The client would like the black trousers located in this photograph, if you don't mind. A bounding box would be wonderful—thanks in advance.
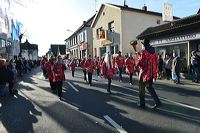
[83,70,87,81]
[88,72,93,85]
[97,68,100,76]
[165,68,171,79]
[118,68,123,81]
[175,71,180,83]
[72,70,75,77]
[50,81,56,92]
[139,78,160,106]
[107,77,112,92]
[56,81,63,97]
[130,73,133,84]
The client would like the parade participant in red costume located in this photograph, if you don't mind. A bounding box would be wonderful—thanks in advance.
[80,57,87,81]
[84,55,95,86]
[95,57,101,77]
[102,53,116,94]
[46,56,56,93]
[40,56,48,78]
[53,56,66,100]
[131,39,161,109]
[125,53,135,85]
[69,59,76,77]
[115,51,125,82]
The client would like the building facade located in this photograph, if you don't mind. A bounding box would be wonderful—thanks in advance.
[138,12,200,74]
[91,3,178,58]
[65,15,95,59]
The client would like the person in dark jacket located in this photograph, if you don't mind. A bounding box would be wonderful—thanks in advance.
[191,51,200,83]
[0,58,17,95]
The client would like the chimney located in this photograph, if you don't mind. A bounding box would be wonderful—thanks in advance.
[142,4,147,11]
[83,21,86,24]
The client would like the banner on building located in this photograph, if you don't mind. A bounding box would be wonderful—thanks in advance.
[162,3,173,22]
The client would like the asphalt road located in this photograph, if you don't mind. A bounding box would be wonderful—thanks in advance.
[0,67,200,133]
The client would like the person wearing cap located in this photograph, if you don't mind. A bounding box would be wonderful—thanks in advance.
[125,53,135,85]
[132,38,161,109]
[116,51,125,82]
[53,56,66,100]
[80,57,87,81]
[102,53,116,94]
[84,55,95,86]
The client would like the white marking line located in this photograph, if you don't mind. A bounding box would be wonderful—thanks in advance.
[157,108,200,123]
[67,82,79,92]
[111,83,200,112]
[104,115,127,133]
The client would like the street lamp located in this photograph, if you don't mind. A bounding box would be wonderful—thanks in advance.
[66,29,74,33]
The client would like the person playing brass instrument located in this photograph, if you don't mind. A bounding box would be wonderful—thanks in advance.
[130,39,161,109]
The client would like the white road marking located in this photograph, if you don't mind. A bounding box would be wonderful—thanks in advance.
[104,115,127,133]
[111,83,200,112]
[157,108,200,123]
[67,82,79,92]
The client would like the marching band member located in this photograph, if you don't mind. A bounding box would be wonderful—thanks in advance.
[125,53,135,85]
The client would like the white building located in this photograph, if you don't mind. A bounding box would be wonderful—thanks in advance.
[65,15,95,59]
[91,3,179,57]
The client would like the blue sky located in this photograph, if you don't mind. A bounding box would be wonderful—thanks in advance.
[10,0,200,55]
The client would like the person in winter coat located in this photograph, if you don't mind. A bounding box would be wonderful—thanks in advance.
[102,53,116,94]
[80,58,87,81]
[53,56,66,100]
[40,56,48,78]
[84,55,95,86]
[125,53,135,85]
[70,59,76,77]
[191,51,200,83]
[132,38,161,109]
[115,51,125,82]
[0,58,17,95]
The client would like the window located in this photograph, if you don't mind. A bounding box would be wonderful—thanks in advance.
[1,39,6,47]
[100,47,106,57]
[96,27,103,39]
[157,19,161,24]
[110,45,119,55]
[108,21,114,32]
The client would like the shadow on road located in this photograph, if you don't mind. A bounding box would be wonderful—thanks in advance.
[0,94,42,133]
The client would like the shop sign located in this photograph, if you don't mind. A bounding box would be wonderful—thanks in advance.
[151,33,200,45]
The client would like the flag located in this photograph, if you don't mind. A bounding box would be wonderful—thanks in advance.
[11,19,18,41]
[57,46,60,56]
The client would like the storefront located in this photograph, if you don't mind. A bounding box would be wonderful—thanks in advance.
[138,13,200,74]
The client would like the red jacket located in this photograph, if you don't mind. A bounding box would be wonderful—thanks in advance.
[80,60,86,70]
[94,59,100,69]
[46,62,56,82]
[136,48,158,82]
[102,61,116,78]
[125,57,135,74]
[40,59,47,70]
[69,62,76,71]
[53,62,66,81]
[116,55,125,68]
[84,59,95,73]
